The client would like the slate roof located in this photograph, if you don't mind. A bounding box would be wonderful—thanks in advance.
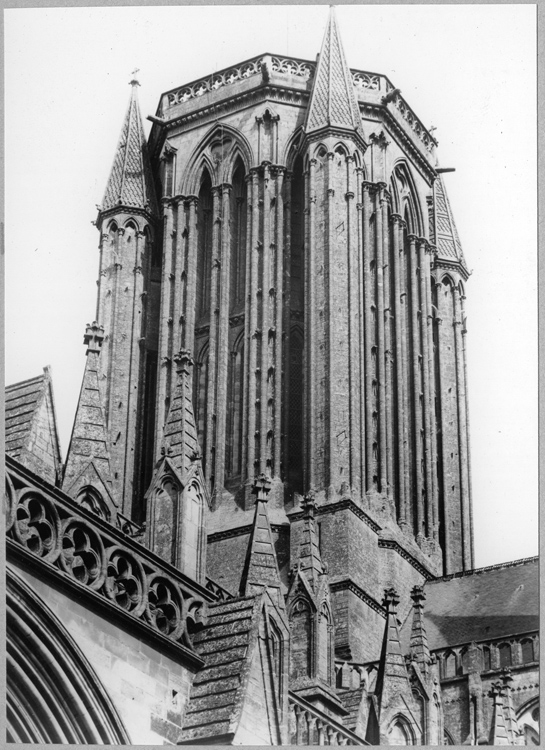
[101,83,158,216]
[306,7,362,135]
[179,596,258,743]
[161,355,200,477]
[400,557,539,652]
[5,374,47,458]
[338,686,365,732]
[434,175,467,267]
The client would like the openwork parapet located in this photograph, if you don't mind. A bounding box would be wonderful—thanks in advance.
[5,458,210,659]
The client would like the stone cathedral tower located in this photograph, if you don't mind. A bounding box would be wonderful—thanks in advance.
[8,9,538,746]
[70,9,471,662]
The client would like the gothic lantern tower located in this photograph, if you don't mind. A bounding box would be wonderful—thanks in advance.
[67,8,473,664]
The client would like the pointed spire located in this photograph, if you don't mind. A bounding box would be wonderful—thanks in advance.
[409,585,430,670]
[297,491,325,587]
[305,7,362,135]
[489,683,511,745]
[160,350,200,478]
[433,174,467,268]
[374,588,410,713]
[62,323,116,513]
[100,78,158,216]
[239,474,283,597]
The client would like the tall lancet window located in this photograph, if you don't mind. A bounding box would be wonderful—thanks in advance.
[193,170,213,467]
[285,155,305,493]
[196,170,213,321]
[224,162,247,484]
[230,162,247,311]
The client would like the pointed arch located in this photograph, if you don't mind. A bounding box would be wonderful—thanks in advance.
[390,160,424,236]
[7,568,130,744]
[283,126,304,169]
[182,123,253,194]
[123,218,140,232]
[387,714,416,746]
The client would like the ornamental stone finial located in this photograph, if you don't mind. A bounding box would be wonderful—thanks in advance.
[129,68,141,87]
[252,473,272,502]
[83,321,105,354]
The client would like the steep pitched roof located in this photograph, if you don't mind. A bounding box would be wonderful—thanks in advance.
[433,175,467,267]
[5,367,62,485]
[305,7,362,135]
[179,596,258,743]
[62,323,115,508]
[400,557,538,652]
[101,81,158,216]
[160,351,200,478]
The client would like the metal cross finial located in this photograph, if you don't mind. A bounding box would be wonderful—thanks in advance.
[130,68,141,86]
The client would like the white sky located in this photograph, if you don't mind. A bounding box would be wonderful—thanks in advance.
[4,4,537,568]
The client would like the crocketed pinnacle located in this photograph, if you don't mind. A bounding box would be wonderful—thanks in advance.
[160,350,200,479]
[62,323,114,498]
[305,6,362,135]
[374,588,410,713]
[239,475,282,597]
[101,81,158,215]
[409,585,430,669]
[297,491,324,588]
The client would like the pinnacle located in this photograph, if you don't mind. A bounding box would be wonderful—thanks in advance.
[101,82,158,216]
[305,6,362,135]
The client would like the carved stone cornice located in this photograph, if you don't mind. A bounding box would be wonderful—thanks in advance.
[329,578,386,618]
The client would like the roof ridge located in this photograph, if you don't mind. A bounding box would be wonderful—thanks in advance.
[428,556,539,583]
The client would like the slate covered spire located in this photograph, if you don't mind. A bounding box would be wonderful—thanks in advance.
[432,174,467,269]
[305,6,362,135]
[409,585,430,670]
[239,475,283,598]
[100,77,158,216]
[374,588,410,712]
[297,491,324,588]
[159,350,200,480]
[62,322,117,519]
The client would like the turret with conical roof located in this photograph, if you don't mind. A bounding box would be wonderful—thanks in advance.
[90,76,159,519]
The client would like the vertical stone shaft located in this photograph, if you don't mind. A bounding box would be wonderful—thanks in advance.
[241,176,253,481]
[346,156,361,491]
[454,285,472,567]
[326,155,335,488]
[261,167,271,473]
[375,187,387,492]
[356,173,367,493]
[435,277,451,567]
[399,221,411,527]
[409,234,424,539]
[307,159,317,489]
[460,291,474,561]
[123,232,145,511]
[425,250,439,538]
[171,199,184,372]
[214,186,232,487]
[391,216,406,523]
[155,200,174,457]
[274,169,285,477]
[382,195,394,500]
[419,240,434,537]
[281,173,292,479]
[205,186,221,486]
[246,171,259,480]
[184,199,198,354]
[362,183,373,491]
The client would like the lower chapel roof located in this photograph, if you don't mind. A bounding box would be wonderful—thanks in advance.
[401,556,539,652]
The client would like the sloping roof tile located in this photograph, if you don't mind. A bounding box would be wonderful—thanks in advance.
[179,597,257,743]
[400,557,538,652]
[5,375,46,458]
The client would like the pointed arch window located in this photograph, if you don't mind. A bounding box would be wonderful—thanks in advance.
[76,486,110,521]
[193,341,209,463]
[521,638,535,663]
[388,717,415,746]
[196,170,213,320]
[499,642,512,668]
[230,161,247,310]
[289,599,312,680]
